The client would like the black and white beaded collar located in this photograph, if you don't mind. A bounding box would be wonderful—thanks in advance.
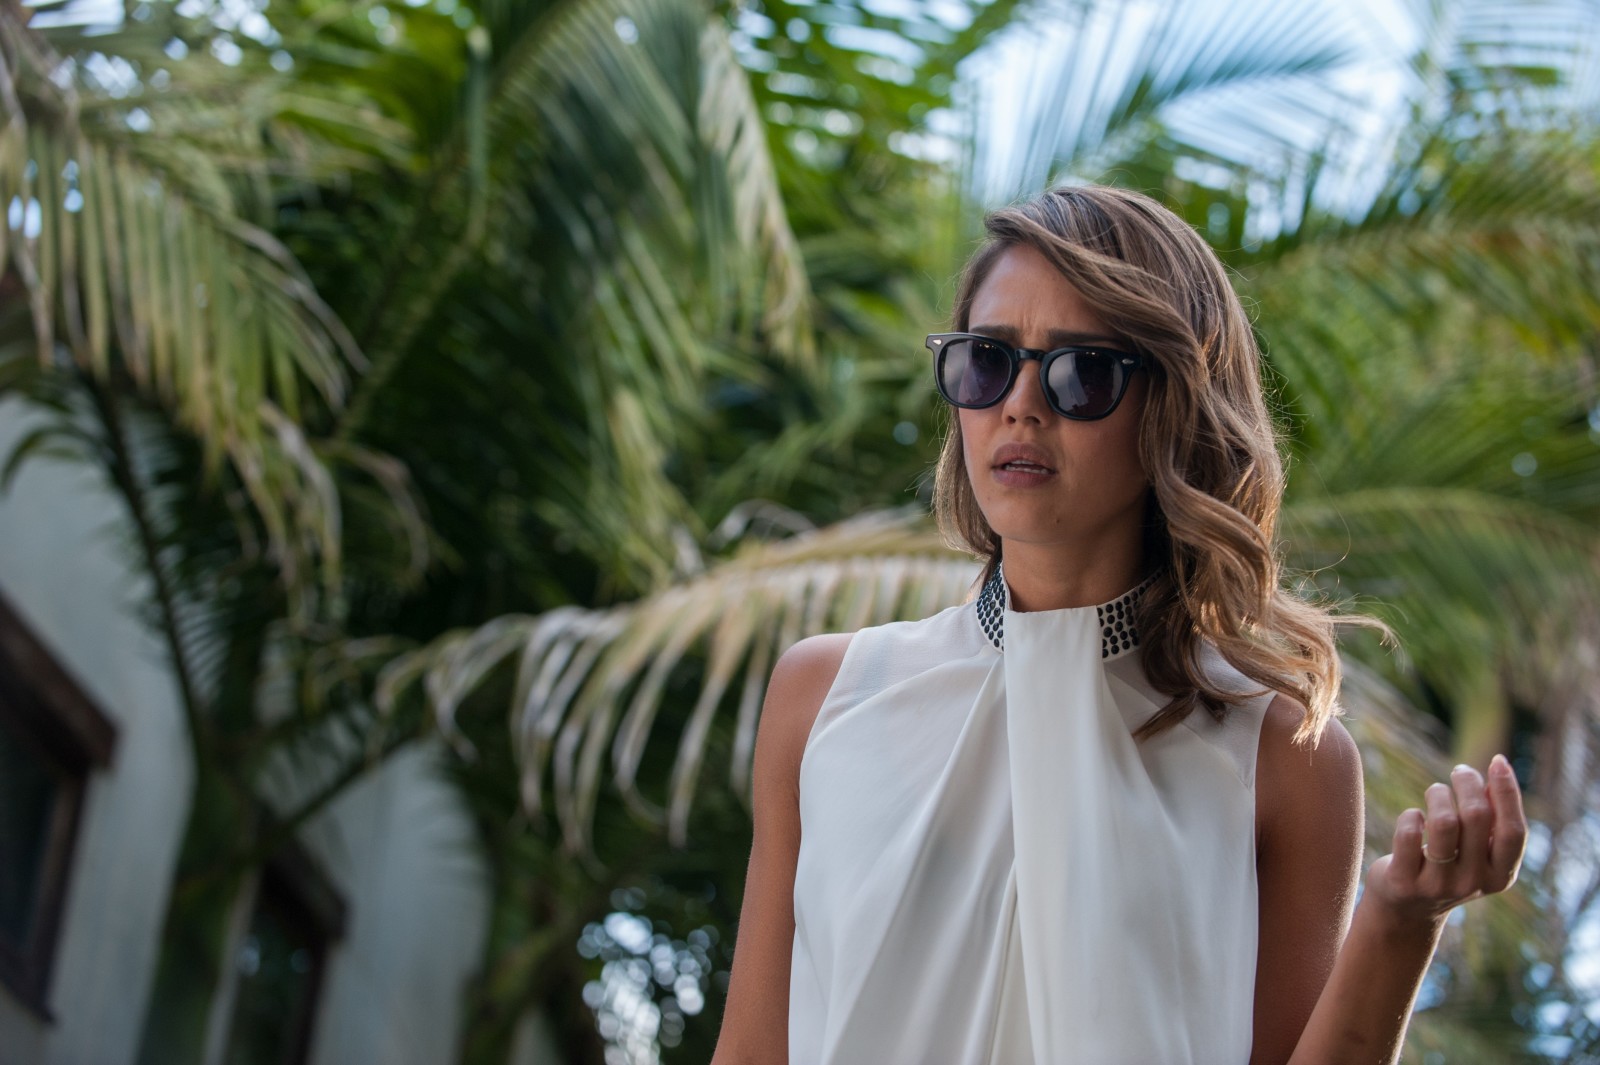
[975,560,1159,659]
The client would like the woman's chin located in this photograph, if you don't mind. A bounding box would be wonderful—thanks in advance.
[981,513,1072,546]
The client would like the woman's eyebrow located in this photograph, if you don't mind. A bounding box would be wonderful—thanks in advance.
[969,323,1127,346]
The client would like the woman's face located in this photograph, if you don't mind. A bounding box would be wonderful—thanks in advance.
[959,243,1150,552]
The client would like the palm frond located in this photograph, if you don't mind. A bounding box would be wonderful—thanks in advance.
[1247,133,1600,400]
[1284,488,1600,727]
[0,9,430,613]
[973,0,1362,202]
[693,14,811,359]
[379,508,972,854]
[1273,345,1600,514]
[322,0,820,589]
[0,10,365,411]
[352,0,813,379]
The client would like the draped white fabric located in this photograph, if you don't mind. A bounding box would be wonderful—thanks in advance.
[788,581,1274,1064]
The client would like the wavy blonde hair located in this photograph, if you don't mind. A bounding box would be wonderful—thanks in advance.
[933,184,1386,749]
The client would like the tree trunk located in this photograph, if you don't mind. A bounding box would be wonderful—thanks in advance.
[134,767,257,1065]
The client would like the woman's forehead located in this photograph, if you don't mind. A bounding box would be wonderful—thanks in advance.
[970,246,1116,341]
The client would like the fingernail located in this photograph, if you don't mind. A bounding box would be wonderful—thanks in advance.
[1491,753,1510,774]
[1453,763,1472,774]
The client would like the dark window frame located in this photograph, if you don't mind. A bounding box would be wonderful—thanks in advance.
[0,591,117,1020]
[224,835,347,1065]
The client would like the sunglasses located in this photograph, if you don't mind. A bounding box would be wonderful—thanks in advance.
[926,332,1145,421]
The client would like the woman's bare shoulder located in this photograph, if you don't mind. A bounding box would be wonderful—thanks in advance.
[1255,693,1363,849]
[774,631,855,682]
[764,632,855,757]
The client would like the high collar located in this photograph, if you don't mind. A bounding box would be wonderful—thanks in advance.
[975,558,1159,659]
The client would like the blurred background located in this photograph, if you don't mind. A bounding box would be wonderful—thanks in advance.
[0,0,1598,1061]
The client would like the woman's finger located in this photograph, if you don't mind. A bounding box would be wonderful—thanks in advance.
[1450,763,1491,874]
[1487,753,1528,887]
[1391,807,1425,882]
[1422,781,1461,864]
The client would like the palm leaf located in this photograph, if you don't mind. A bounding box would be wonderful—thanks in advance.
[379,507,972,853]
[972,0,1363,202]
[1285,489,1600,710]
[0,9,426,615]
[350,0,814,391]
[323,0,818,589]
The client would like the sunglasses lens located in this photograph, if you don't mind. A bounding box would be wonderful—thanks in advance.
[1046,350,1125,418]
[940,338,1012,407]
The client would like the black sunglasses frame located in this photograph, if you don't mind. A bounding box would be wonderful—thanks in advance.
[925,332,1146,421]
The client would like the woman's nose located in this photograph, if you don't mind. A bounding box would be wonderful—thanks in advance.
[1001,356,1051,423]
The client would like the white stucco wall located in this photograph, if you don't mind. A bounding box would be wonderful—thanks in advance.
[297,740,493,1065]
[0,398,195,1065]
[0,398,518,1065]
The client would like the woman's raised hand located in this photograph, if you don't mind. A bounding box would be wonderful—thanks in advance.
[1361,753,1529,931]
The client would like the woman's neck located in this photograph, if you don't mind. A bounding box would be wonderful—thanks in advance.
[997,538,1152,612]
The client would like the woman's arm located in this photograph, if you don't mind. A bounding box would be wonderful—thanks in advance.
[1288,748,1527,1065]
[1252,695,1530,1065]
[1250,697,1366,1064]
[710,633,851,1065]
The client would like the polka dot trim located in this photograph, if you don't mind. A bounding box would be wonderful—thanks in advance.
[975,559,1158,659]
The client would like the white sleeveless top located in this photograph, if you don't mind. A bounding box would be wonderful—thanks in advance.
[788,563,1274,1064]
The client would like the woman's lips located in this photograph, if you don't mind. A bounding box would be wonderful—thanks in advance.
[992,461,1056,487]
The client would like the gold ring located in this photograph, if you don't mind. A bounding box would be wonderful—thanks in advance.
[1423,843,1459,863]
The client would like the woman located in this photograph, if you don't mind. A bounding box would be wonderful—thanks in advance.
[710,185,1528,1065]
